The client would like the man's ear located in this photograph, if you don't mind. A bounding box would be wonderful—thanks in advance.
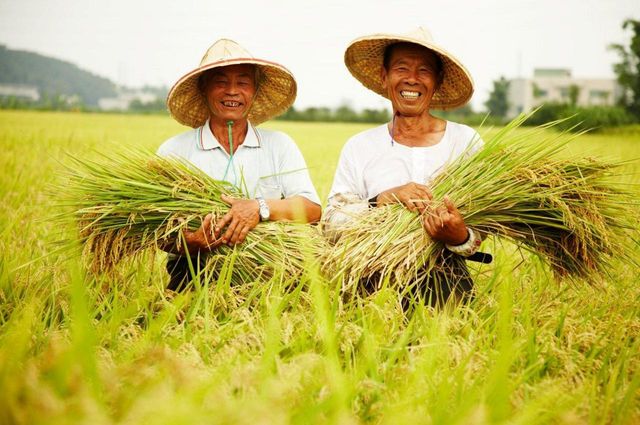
[380,67,388,91]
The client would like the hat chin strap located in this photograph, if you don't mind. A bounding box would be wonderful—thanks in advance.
[222,120,235,182]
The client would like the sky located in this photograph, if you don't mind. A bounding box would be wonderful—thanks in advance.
[0,0,638,111]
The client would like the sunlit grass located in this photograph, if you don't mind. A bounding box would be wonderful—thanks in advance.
[1,110,639,424]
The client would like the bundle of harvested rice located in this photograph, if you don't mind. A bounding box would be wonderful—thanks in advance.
[323,114,637,292]
[59,151,324,284]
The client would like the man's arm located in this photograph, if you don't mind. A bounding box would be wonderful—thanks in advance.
[213,194,320,247]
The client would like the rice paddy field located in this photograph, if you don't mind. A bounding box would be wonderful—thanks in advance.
[1,109,640,424]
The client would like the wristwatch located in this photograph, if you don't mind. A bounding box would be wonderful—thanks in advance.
[256,196,270,221]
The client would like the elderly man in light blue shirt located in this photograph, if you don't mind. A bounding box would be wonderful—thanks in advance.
[158,38,320,290]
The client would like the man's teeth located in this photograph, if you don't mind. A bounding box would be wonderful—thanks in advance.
[400,91,420,99]
[223,101,240,107]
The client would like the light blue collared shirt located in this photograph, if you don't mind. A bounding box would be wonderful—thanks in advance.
[157,119,320,204]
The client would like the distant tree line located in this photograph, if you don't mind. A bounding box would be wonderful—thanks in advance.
[276,104,391,123]
[0,93,88,111]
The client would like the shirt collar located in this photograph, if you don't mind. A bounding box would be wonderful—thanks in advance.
[199,118,261,150]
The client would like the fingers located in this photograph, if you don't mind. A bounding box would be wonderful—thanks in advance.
[403,197,418,212]
[221,219,252,246]
[443,195,457,213]
[220,193,236,206]
[181,214,217,253]
[215,211,233,237]
[416,185,433,201]
[221,216,239,245]
[399,183,432,213]
[201,214,214,244]
[230,224,250,245]
[422,210,438,236]
[423,204,451,237]
[413,198,430,214]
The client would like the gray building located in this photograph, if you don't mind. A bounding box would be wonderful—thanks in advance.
[507,69,622,118]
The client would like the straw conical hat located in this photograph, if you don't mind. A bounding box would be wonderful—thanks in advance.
[167,39,297,127]
[344,27,474,110]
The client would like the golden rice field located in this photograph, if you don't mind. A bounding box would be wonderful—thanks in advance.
[1,110,639,424]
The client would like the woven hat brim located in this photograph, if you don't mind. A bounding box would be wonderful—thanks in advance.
[344,34,474,110]
[167,58,297,127]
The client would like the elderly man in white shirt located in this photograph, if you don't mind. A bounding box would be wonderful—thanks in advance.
[159,39,320,291]
[324,27,486,306]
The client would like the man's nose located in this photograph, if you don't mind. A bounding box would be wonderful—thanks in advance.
[405,69,419,84]
[225,81,240,95]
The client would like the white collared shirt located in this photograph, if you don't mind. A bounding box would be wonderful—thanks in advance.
[157,119,320,204]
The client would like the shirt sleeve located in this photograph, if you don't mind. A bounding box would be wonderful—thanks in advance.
[156,140,171,157]
[322,140,369,240]
[274,133,321,205]
[156,135,184,158]
[327,140,363,200]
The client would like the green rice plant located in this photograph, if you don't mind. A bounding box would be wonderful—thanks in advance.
[323,114,638,293]
[57,150,325,286]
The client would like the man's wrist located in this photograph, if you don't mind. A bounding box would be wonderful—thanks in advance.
[445,227,482,257]
[256,196,270,221]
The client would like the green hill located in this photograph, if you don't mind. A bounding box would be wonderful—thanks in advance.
[0,45,117,106]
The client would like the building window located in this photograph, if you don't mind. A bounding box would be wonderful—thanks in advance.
[559,87,569,99]
[532,83,547,98]
[589,90,609,100]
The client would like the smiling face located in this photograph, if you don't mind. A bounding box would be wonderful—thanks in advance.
[381,43,443,117]
[200,64,257,124]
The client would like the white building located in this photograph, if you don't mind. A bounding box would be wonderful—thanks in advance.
[0,83,40,101]
[507,69,622,118]
[98,90,158,111]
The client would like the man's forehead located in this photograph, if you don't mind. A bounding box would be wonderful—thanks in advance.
[210,64,256,77]
[389,44,439,64]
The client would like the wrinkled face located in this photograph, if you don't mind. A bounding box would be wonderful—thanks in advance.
[201,64,257,122]
[381,44,442,117]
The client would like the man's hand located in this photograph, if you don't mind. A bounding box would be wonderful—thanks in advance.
[181,213,220,254]
[422,196,468,245]
[376,182,432,213]
[214,194,260,246]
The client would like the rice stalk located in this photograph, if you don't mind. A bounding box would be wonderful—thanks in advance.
[57,150,324,286]
[323,114,637,292]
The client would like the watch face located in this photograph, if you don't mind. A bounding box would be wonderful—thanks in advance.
[258,199,270,221]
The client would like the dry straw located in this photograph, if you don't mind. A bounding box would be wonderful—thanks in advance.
[59,151,323,285]
[323,114,637,293]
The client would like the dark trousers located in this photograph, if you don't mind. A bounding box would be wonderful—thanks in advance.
[167,252,476,307]
[409,251,474,308]
[165,255,208,292]
[363,251,474,309]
